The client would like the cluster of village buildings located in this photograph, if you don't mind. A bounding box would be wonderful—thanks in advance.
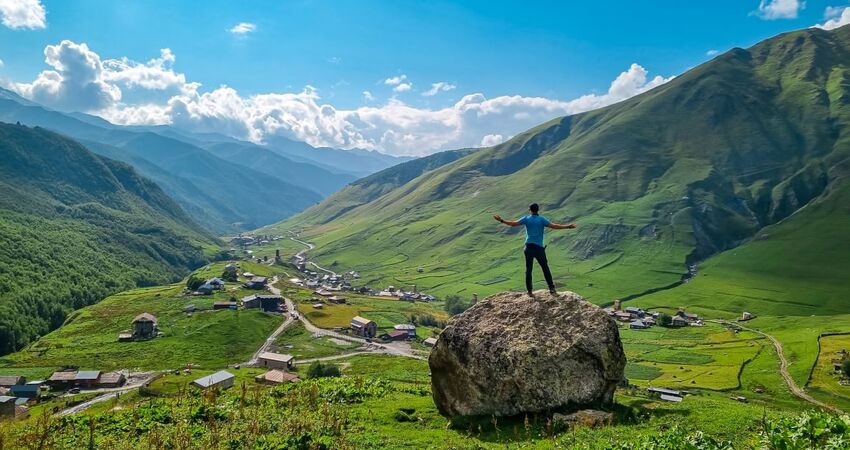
[604,300,703,330]
[190,351,299,392]
[0,370,128,420]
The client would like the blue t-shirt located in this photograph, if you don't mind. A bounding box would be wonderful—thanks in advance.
[519,214,550,247]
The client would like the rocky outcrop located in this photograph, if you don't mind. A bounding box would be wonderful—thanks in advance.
[429,290,626,417]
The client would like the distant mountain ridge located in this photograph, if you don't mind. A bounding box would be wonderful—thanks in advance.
[0,89,411,233]
[273,25,850,305]
[0,123,215,354]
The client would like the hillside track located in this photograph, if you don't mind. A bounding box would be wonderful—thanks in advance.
[712,319,845,415]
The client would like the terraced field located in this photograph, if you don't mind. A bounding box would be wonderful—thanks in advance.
[621,323,764,390]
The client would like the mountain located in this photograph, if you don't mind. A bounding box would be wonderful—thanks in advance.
[0,93,324,233]
[0,123,216,354]
[272,25,850,305]
[274,147,477,224]
[264,135,415,178]
[201,141,358,197]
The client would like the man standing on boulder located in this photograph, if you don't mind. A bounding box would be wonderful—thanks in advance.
[494,204,576,296]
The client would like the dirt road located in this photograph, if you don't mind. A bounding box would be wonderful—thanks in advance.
[713,319,844,414]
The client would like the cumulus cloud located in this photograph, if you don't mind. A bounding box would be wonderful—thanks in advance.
[229,22,256,35]
[10,41,673,156]
[814,6,850,30]
[706,49,720,56]
[362,90,374,101]
[480,134,505,147]
[393,82,412,93]
[11,41,192,112]
[754,0,804,20]
[14,40,120,111]
[423,81,456,96]
[0,0,46,29]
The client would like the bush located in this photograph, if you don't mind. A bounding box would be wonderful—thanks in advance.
[657,313,672,327]
[409,313,445,328]
[185,275,204,291]
[842,360,850,378]
[760,411,850,449]
[306,362,341,379]
[444,295,474,316]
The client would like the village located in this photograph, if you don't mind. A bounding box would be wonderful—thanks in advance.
[0,234,769,421]
[603,300,704,330]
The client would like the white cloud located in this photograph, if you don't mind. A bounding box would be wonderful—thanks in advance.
[479,134,505,147]
[706,49,719,56]
[423,81,456,96]
[13,40,120,111]
[10,41,673,156]
[228,22,256,35]
[814,6,850,30]
[327,56,342,64]
[11,41,193,112]
[0,0,46,29]
[0,59,4,68]
[362,90,374,101]
[754,0,804,20]
[393,82,412,93]
[384,74,407,85]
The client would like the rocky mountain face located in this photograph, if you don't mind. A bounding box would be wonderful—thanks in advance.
[429,290,625,417]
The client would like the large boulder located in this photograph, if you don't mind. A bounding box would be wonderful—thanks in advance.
[429,290,626,417]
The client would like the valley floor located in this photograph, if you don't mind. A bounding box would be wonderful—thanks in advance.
[2,231,849,449]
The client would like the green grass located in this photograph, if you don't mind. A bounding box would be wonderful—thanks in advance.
[273,322,361,359]
[277,280,448,336]
[807,334,850,411]
[0,262,283,373]
[620,323,763,390]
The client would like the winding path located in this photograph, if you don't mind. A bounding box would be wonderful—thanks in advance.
[291,237,337,276]
[712,319,844,414]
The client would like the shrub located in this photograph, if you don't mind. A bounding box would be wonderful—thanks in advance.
[444,295,474,316]
[760,411,850,450]
[306,362,341,379]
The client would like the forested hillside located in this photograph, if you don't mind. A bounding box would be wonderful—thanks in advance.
[0,123,215,354]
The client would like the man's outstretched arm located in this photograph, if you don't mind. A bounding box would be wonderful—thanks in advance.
[548,222,577,230]
[493,214,521,227]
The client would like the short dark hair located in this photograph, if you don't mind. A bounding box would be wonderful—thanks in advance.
[529,203,539,213]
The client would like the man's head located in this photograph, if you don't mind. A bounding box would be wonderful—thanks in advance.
[529,203,539,214]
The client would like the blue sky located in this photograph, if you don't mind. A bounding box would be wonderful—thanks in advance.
[0,0,848,155]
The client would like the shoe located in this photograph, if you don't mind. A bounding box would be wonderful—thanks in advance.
[527,291,534,297]
[549,288,557,295]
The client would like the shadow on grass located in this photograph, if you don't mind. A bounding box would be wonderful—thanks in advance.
[439,399,691,444]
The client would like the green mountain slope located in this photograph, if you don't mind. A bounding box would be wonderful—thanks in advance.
[0,123,214,354]
[203,141,358,196]
[274,25,850,304]
[277,147,477,224]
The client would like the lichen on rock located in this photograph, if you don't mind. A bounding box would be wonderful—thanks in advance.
[429,290,626,417]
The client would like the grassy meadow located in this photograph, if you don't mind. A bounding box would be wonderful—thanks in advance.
[0,262,284,376]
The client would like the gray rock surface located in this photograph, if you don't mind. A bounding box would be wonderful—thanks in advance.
[553,410,614,430]
[429,290,626,417]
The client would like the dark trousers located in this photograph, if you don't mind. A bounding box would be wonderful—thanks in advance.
[524,243,554,292]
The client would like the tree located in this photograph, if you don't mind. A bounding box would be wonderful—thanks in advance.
[657,313,672,327]
[444,295,473,316]
[186,275,204,291]
[307,362,341,379]
[842,359,850,378]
